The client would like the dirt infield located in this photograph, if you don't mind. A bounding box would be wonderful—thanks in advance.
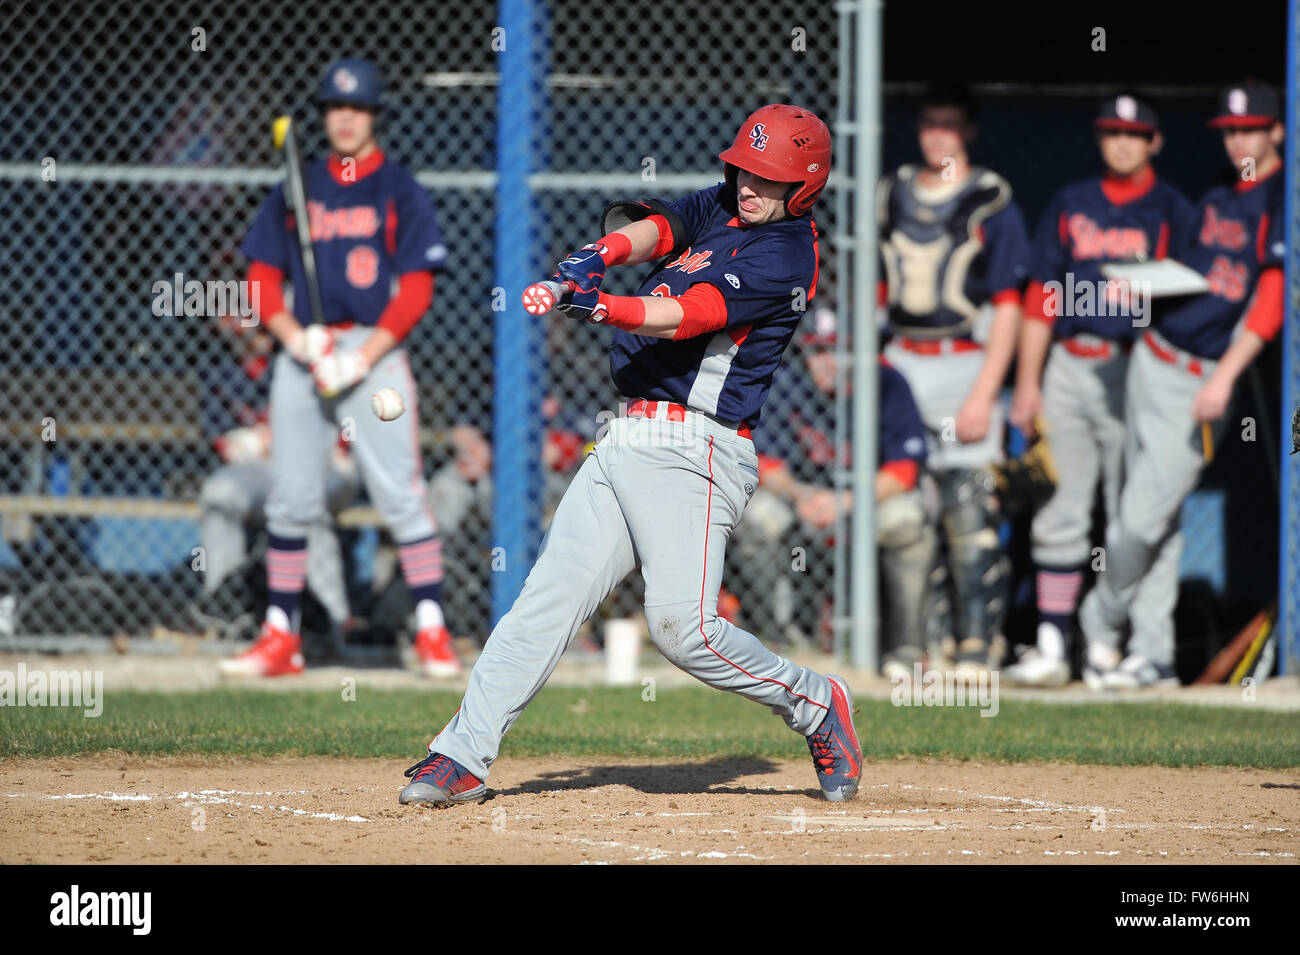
[3,756,1296,864]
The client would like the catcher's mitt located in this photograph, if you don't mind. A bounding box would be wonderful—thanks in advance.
[990,416,1059,517]
[1290,403,1300,455]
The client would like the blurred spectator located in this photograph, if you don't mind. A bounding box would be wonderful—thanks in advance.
[734,307,930,673]
[876,81,1031,674]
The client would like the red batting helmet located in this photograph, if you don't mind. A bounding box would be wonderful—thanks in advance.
[718,104,832,217]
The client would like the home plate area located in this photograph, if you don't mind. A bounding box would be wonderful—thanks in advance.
[2,757,1295,864]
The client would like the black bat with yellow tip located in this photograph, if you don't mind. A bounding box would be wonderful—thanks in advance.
[272,115,326,327]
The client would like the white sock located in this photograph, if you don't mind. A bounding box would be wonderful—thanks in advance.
[416,599,445,632]
[1037,622,1065,661]
[266,606,292,633]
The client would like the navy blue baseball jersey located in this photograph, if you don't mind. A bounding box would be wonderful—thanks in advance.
[1154,169,1285,358]
[241,152,448,326]
[1028,172,1196,341]
[757,359,927,483]
[608,183,819,425]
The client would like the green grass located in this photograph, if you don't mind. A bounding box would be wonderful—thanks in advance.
[2,686,1297,768]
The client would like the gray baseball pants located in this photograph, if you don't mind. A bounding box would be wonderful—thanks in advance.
[430,404,834,781]
[1080,331,1224,665]
[265,327,436,545]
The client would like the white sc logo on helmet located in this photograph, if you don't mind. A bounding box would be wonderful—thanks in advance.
[750,123,769,151]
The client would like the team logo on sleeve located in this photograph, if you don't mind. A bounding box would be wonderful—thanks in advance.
[426,243,448,263]
[750,123,769,151]
[724,272,740,289]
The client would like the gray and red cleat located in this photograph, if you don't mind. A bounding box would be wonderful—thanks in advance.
[806,675,862,801]
[399,752,486,807]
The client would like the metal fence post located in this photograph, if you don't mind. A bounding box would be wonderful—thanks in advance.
[492,0,548,626]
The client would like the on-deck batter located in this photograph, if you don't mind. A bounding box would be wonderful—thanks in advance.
[222,58,460,678]
[399,105,863,807]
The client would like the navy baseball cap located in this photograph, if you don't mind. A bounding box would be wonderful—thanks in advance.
[316,58,383,110]
[1208,81,1279,128]
[1094,93,1159,134]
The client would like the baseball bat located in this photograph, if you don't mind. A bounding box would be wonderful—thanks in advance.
[521,279,575,316]
[273,116,327,327]
[1193,600,1276,684]
[1201,421,1214,464]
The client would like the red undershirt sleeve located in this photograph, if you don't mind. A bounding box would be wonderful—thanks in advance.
[248,261,285,321]
[672,283,728,339]
[1021,280,1055,324]
[377,270,435,342]
[879,459,919,491]
[1243,266,1284,341]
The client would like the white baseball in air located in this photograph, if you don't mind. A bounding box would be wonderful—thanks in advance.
[370,387,405,421]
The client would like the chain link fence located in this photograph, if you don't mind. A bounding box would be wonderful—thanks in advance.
[0,2,1280,674]
[0,0,845,652]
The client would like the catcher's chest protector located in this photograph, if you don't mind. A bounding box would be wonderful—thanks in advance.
[879,165,1011,337]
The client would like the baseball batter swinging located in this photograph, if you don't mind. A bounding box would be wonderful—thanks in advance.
[400,105,864,807]
[221,58,461,678]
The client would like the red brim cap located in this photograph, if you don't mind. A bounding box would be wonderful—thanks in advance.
[1207,115,1276,128]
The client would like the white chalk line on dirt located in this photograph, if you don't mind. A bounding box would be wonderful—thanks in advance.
[3,788,369,824]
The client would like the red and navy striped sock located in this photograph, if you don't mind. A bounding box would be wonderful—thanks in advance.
[266,532,308,632]
[398,534,445,628]
[1035,564,1084,656]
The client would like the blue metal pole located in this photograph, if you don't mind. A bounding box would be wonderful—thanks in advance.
[1280,0,1299,675]
[491,0,547,626]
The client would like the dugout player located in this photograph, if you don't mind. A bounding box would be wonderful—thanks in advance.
[399,105,864,807]
[221,58,460,678]
[734,307,931,672]
[1005,94,1196,686]
[877,83,1030,675]
[1078,81,1286,688]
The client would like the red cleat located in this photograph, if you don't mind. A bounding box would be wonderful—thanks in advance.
[414,625,463,678]
[218,621,305,677]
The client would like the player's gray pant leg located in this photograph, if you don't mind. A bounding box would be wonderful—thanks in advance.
[883,342,1005,471]
[430,448,639,780]
[1084,340,1221,647]
[428,465,492,537]
[202,458,356,624]
[608,418,831,734]
[430,414,833,781]
[200,461,271,592]
[333,330,436,544]
[265,352,340,537]
[1128,529,1183,666]
[1031,346,1127,567]
[878,490,935,659]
